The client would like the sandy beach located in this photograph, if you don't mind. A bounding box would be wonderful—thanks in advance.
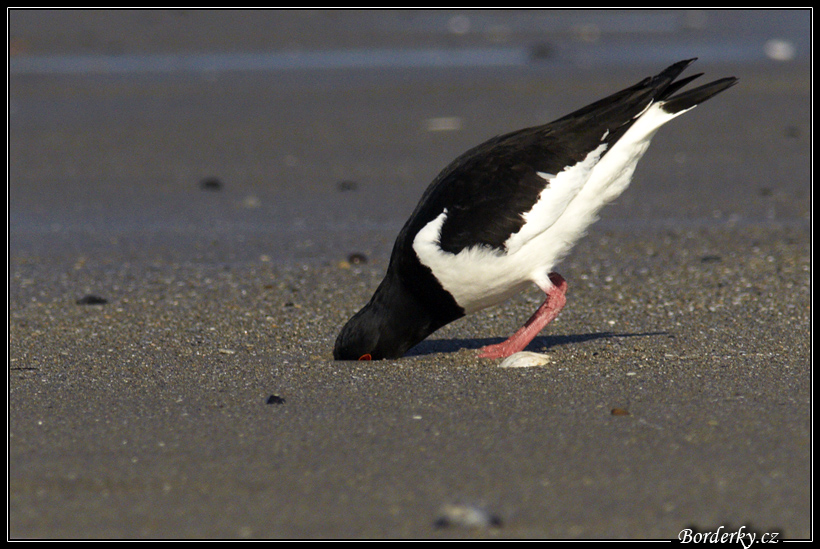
[9,10,810,539]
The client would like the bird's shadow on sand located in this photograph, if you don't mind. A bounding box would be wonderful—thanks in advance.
[405,330,667,357]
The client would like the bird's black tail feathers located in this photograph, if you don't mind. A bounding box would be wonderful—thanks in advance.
[660,75,739,114]
[552,58,737,129]
[641,58,739,115]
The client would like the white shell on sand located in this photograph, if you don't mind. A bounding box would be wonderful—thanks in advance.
[498,351,554,368]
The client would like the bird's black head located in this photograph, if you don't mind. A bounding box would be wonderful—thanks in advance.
[333,271,451,361]
[333,302,407,361]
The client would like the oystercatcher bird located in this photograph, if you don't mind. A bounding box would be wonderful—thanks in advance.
[334,59,737,361]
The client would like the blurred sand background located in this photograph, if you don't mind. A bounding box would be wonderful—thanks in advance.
[9,9,810,539]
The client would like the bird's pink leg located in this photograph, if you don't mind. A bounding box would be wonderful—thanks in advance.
[478,273,568,359]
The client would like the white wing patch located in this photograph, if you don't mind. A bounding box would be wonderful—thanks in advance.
[530,102,688,259]
[504,143,607,255]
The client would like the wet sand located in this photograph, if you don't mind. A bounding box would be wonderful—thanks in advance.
[9,10,810,539]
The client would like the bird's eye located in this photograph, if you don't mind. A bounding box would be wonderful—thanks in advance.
[358,354,372,361]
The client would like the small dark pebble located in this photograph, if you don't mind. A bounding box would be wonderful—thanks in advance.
[347,252,368,265]
[336,180,358,192]
[611,408,630,416]
[700,255,722,263]
[758,187,773,197]
[76,294,108,305]
[529,42,554,61]
[284,301,295,307]
[783,125,800,139]
[199,177,223,191]
[266,394,285,405]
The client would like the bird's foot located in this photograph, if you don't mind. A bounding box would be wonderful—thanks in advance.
[478,340,527,359]
[477,272,568,360]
